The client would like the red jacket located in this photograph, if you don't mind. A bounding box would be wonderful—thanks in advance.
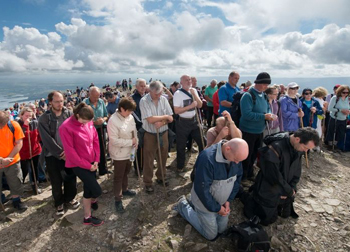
[19,120,42,160]
[212,90,220,115]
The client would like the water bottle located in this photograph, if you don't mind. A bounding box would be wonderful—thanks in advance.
[130,147,135,162]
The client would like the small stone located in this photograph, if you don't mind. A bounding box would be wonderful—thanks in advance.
[141,229,147,237]
[325,199,341,206]
[345,226,350,231]
[16,243,21,247]
[311,203,325,213]
[192,243,208,251]
[323,205,334,215]
[291,245,298,252]
[334,217,343,223]
[97,247,100,251]
[184,224,192,238]
[277,225,284,231]
[184,242,195,248]
[103,190,108,194]
[310,223,318,227]
[170,240,179,250]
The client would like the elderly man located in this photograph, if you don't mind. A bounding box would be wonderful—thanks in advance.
[139,81,173,193]
[131,78,147,175]
[0,111,27,211]
[84,87,109,176]
[218,71,240,115]
[38,91,79,215]
[204,79,218,127]
[105,91,120,116]
[241,127,319,225]
[174,138,249,240]
[173,75,204,172]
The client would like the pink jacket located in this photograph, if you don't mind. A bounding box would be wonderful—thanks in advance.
[59,116,100,170]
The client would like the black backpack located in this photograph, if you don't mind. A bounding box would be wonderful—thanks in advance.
[230,89,256,128]
[223,216,270,252]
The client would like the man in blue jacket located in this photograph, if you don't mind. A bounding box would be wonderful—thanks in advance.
[174,138,249,240]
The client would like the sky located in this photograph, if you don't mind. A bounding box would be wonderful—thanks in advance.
[0,0,350,78]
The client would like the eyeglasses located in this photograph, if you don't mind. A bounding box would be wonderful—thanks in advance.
[289,87,299,90]
[304,92,312,95]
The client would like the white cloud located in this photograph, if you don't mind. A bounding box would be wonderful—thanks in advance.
[0,0,349,76]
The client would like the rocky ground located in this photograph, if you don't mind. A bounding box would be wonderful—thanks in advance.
[0,146,349,252]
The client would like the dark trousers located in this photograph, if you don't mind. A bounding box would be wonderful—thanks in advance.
[176,118,205,169]
[73,167,101,199]
[97,127,107,174]
[325,118,346,143]
[45,156,77,207]
[242,131,263,179]
[20,155,39,184]
[207,106,214,127]
[113,160,131,201]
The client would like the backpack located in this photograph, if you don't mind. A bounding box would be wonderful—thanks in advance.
[230,89,258,128]
[223,216,270,252]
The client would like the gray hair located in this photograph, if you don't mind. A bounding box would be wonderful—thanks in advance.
[149,81,163,94]
[89,86,100,94]
[136,78,146,86]
[211,79,217,85]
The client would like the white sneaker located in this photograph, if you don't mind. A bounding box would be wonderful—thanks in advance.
[68,199,80,209]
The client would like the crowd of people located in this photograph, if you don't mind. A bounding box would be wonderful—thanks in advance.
[0,73,349,238]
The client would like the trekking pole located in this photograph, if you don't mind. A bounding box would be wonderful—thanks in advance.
[131,131,145,206]
[299,112,309,168]
[27,126,39,194]
[195,108,205,151]
[131,131,141,180]
[265,120,271,136]
[156,128,167,194]
[332,117,338,151]
[100,127,110,179]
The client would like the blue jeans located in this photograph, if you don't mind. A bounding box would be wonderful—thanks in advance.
[177,198,228,240]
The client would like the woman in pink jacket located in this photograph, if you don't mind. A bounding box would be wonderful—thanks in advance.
[59,103,103,226]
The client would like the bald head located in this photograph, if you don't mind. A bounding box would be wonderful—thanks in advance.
[222,138,249,164]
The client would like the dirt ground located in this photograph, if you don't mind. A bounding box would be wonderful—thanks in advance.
[0,146,349,252]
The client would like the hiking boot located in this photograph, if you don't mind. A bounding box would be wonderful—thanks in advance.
[56,204,64,216]
[13,199,28,211]
[122,190,136,197]
[115,201,125,213]
[145,185,154,193]
[156,179,169,187]
[83,216,104,226]
[91,200,98,211]
[68,199,80,209]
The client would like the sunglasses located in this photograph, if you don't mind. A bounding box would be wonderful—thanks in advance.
[342,92,349,94]
[289,87,299,90]
[304,92,312,95]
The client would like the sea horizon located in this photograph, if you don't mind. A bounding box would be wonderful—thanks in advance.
[1,75,350,110]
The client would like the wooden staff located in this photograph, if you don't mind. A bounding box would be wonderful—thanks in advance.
[195,108,205,150]
[156,128,167,194]
[299,111,309,168]
[27,125,39,194]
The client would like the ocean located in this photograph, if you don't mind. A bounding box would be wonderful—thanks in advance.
[1,74,350,110]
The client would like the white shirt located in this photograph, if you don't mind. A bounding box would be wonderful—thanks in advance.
[173,90,195,118]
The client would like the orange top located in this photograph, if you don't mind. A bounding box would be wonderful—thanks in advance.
[0,121,25,167]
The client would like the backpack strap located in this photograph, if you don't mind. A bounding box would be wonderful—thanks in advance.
[268,145,280,158]
[179,88,193,100]
[333,97,340,118]
[7,120,15,143]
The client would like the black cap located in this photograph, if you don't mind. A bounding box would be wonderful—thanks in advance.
[254,72,271,84]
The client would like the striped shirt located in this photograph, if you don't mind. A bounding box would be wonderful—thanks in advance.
[140,94,173,133]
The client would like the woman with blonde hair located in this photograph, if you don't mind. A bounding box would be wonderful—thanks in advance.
[18,107,42,194]
[312,87,328,139]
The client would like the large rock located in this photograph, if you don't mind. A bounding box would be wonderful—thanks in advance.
[325,199,341,206]
[170,239,179,251]
[311,203,325,213]
[192,243,208,251]
[271,236,290,252]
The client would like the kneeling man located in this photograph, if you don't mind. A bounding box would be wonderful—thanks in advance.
[174,138,248,240]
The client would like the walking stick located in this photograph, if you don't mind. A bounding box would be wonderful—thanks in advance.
[100,127,110,179]
[266,120,271,136]
[156,128,167,193]
[27,126,39,194]
[195,108,205,151]
[131,131,141,179]
[299,112,309,168]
